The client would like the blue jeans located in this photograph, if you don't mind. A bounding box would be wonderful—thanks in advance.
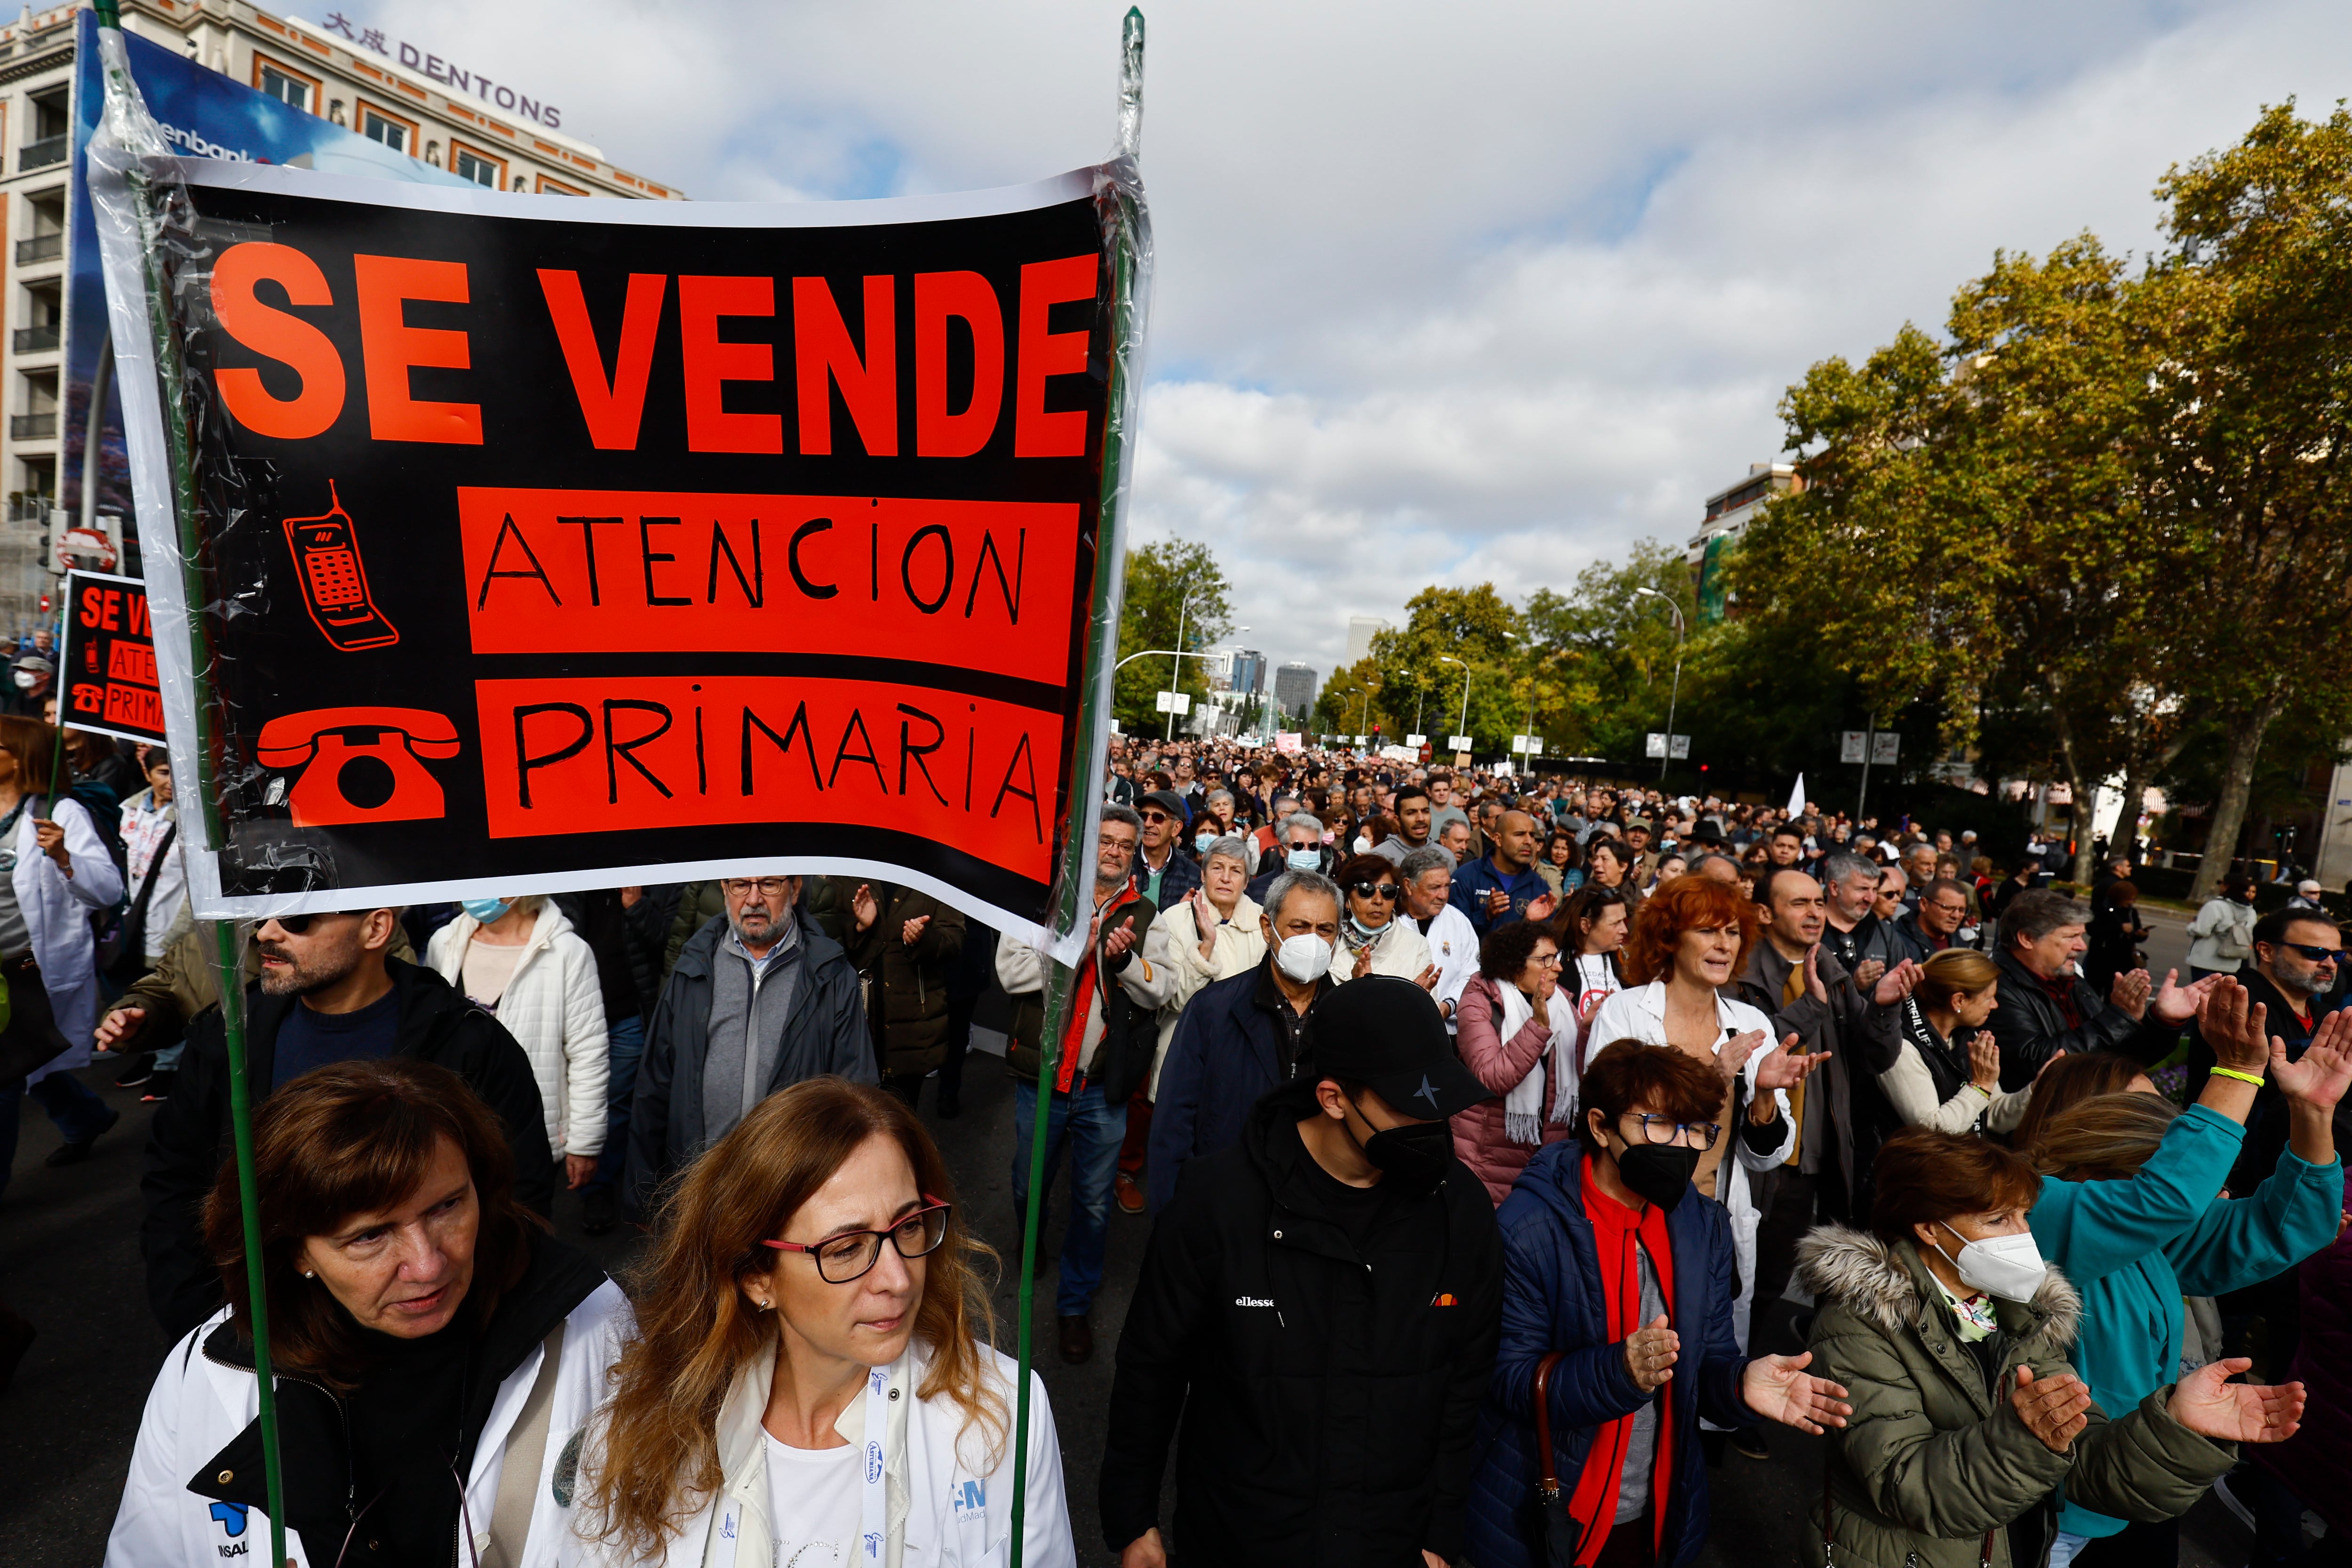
[1010,1079,1128,1317]
[588,1014,645,1192]
[0,1071,113,1201]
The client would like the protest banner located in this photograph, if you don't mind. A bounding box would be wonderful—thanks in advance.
[62,9,474,570]
[92,136,1149,957]
[58,567,164,745]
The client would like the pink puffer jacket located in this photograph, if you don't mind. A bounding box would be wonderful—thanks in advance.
[1451,974,1577,1206]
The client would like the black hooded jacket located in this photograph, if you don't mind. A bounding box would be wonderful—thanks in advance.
[1100,1076,1503,1566]
[140,957,556,1339]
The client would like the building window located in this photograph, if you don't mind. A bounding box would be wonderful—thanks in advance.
[453,144,502,188]
[358,106,412,153]
[260,66,306,110]
[536,174,587,196]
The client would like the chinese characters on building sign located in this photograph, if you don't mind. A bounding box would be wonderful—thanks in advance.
[319,12,564,129]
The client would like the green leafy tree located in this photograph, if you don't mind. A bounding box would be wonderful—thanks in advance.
[1113,541,1230,736]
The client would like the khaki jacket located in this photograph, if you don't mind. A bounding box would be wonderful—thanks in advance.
[1798,1226,2234,1568]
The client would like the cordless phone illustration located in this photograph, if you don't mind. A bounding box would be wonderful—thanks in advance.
[282,480,399,650]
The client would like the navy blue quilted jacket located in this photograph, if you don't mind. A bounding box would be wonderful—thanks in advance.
[1464,1140,1758,1568]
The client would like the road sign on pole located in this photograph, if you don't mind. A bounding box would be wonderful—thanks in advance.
[1154,690,1191,715]
[1448,734,1472,752]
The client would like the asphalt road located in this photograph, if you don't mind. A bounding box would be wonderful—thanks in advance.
[0,941,2251,1568]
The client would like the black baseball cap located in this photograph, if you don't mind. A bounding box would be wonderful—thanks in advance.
[1137,790,1188,821]
[1303,977,1493,1120]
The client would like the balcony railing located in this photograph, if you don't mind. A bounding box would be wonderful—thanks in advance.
[12,325,57,354]
[14,233,59,265]
[10,413,56,440]
[17,135,65,171]
[6,492,48,524]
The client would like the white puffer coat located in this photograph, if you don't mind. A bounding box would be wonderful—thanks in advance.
[427,900,611,1156]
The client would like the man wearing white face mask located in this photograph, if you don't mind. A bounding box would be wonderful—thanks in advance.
[1147,868,1343,1212]
[1247,811,1332,904]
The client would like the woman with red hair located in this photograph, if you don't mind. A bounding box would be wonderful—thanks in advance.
[1585,876,1823,1351]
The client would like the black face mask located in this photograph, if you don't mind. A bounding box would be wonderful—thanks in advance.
[1612,1143,1701,1212]
[1350,1102,1454,1192]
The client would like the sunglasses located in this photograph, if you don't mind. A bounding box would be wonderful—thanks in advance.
[1346,881,1400,901]
[267,912,325,934]
[1139,810,1173,824]
[2280,941,2343,964]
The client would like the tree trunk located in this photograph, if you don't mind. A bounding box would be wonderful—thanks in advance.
[2114,721,2188,874]
[2052,704,2097,890]
[2188,701,2283,904]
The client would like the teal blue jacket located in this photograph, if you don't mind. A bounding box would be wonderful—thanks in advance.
[2029,1103,2342,1538]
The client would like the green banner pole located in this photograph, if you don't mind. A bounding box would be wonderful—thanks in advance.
[90,7,286,1566]
[1008,12,1147,1567]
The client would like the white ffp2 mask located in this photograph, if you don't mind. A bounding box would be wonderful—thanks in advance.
[1275,932,1335,984]
[1935,1224,2048,1303]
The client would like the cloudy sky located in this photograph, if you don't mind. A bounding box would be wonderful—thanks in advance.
[327,0,2352,677]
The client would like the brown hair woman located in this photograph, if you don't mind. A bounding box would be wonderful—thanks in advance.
[576,1075,1071,1566]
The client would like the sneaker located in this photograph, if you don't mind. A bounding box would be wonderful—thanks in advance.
[45,1106,122,1168]
[112,1056,153,1090]
[581,1186,617,1236]
[139,1071,175,1104]
[1114,1172,1146,1215]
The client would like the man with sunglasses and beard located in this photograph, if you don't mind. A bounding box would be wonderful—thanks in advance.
[138,906,555,1339]
[2186,906,2350,1193]
[1103,976,1503,1568]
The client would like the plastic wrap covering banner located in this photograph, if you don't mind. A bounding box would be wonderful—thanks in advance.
[87,151,1151,956]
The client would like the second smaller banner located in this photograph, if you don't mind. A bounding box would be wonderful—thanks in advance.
[59,567,164,746]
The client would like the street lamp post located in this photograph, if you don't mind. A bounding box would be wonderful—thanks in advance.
[1438,654,1470,756]
[1634,587,1685,783]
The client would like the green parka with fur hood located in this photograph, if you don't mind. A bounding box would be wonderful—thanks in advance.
[1796,1224,2234,1568]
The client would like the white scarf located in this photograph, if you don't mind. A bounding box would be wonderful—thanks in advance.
[1497,980,1573,1145]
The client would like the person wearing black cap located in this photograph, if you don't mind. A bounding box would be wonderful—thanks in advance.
[1101,975,1504,1568]
[1135,789,1203,909]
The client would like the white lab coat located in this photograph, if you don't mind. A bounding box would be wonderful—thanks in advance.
[104,1282,634,1568]
[561,1337,1074,1568]
[1415,902,1481,1032]
[427,900,610,1156]
[1581,981,1794,1350]
[16,796,124,1084]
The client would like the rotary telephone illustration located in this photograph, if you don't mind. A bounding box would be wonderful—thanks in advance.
[282,480,399,651]
[255,707,460,826]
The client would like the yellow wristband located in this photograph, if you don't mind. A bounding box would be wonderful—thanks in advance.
[2211,1067,2266,1087]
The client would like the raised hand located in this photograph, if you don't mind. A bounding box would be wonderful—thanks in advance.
[1102,920,1138,961]
[2152,968,2220,1026]
[1577,989,1607,1026]
[1803,944,1828,1003]
[2167,1358,2305,1443]
[1741,1351,1852,1433]
[2274,1009,2352,1111]
[2011,1366,2091,1455]
[1622,1313,1679,1392]
[1353,939,1375,980]
[1526,892,1557,924]
[2195,977,2271,1075]
[94,1004,147,1051]
[900,913,931,947]
[1873,958,1924,1008]
[850,882,879,933]
[1967,1031,2001,1093]
[1716,1027,1767,1085]
[1750,1033,1829,1092]
[2109,968,2152,1022]
[1852,958,1887,993]
[1413,963,1440,992]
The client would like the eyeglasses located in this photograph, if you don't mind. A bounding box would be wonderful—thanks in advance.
[1138,810,1173,824]
[720,878,793,899]
[1531,951,1564,967]
[2280,941,2343,964]
[1346,881,1400,901]
[763,1199,953,1283]
[1621,1112,1722,1150]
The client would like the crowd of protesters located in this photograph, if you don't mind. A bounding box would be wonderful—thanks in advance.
[0,710,2323,1568]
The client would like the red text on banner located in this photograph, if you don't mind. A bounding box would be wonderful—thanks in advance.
[474,675,1060,885]
[458,489,1076,684]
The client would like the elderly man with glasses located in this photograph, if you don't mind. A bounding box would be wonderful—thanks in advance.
[1887,876,1973,965]
[626,873,872,1219]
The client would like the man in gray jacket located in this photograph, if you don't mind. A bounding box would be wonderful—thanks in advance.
[625,875,872,1217]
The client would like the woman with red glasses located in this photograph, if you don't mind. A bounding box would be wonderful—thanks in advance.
[575,1077,1072,1566]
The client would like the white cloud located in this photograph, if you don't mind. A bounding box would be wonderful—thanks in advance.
[350,0,2352,670]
